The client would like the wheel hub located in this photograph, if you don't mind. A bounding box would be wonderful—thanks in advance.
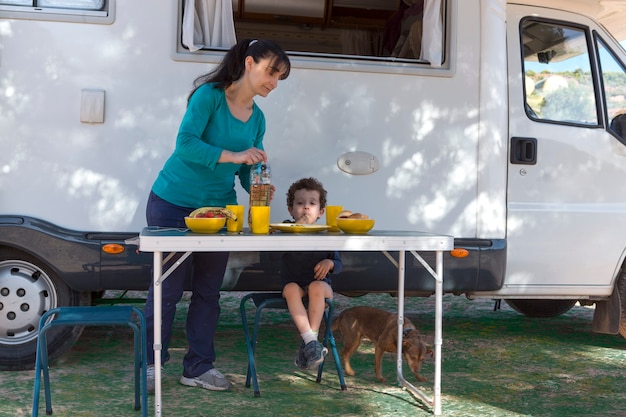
[0,259,57,345]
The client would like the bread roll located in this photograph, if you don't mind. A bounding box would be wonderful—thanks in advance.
[338,210,353,218]
[348,213,369,219]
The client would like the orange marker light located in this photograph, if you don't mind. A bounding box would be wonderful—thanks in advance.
[450,248,469,258]
[102,243,125,255]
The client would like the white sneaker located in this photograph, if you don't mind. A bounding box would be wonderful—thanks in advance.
[146,364,155,395]
[179,368,231,391]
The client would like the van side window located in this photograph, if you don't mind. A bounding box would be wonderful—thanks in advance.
[521,19,599,126]
[596,37,626,142]
[176,0,446,68]
[0,0,113,23]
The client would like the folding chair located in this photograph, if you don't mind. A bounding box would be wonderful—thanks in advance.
[240,292,347,397]
[31,306,147,417]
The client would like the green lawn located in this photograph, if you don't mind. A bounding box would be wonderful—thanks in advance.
[4,292,626,417]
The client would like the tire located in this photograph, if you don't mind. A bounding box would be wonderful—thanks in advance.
[504,299,577,318]
[0,248,90,371]
[618,269,626,338]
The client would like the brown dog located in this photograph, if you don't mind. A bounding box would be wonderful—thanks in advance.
[332,306,432,382]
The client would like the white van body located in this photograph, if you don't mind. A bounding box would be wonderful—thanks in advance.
[2,0,626,369]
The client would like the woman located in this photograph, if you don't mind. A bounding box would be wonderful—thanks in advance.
[144,39,290,393]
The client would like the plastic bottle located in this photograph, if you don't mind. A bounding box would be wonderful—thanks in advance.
[248,162,271,229]
[249,162,271,206]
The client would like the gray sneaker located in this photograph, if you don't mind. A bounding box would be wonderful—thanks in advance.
[294,341,308,369]
[179,368,231,391]
[146,364,155,395]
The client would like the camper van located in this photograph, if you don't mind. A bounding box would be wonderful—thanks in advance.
[2,0,626,371]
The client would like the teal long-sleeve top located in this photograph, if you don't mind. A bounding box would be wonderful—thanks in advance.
[151,83,265,208]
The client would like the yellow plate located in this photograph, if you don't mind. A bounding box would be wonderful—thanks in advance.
[270,223,331,233]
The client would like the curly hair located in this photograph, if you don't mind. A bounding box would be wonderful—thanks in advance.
[286,177,327,209]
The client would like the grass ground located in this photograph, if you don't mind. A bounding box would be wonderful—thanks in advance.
[3,292,626,417]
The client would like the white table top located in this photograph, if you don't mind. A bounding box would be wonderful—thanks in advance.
[138,227,454,252]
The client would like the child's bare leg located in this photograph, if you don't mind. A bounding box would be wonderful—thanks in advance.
[283,282,309,333]
[284,282,323,369]
[306,281,333,332]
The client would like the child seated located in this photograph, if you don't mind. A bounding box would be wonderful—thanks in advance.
[281,178,343,369]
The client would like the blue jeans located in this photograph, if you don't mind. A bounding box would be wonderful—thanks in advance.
[143,191,229,377]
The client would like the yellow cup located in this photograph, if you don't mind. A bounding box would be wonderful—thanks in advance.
[325,205,343,232]
[226,205,244,233]
[250,206,271,234]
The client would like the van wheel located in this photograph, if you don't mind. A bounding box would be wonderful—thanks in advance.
[504,299,577,318]
[0,248,89,371]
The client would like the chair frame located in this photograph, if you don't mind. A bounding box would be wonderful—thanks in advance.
[240,292,347,397]
[31,305,148,417]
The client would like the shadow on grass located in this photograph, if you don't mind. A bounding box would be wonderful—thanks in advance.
[7,292,626,417]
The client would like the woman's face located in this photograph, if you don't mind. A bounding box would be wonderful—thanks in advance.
[245,56,288,97]
[288,189,325,225]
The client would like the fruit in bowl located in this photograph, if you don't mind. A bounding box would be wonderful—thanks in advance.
[188,207,237,220]
[336,211,375,234]
[185,207,233,233]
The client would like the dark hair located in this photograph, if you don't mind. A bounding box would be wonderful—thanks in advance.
[188,39,291,102]
[286,178,328,209]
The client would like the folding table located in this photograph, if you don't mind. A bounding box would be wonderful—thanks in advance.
[138,227,453,416]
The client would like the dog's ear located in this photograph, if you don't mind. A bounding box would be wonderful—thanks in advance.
[425,346,434,358]
[402,328,419,339]
[402,338,411,349]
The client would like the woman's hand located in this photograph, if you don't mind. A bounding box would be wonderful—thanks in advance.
[220,147,267,165]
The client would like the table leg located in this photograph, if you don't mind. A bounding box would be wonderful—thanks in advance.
[433,251,443,415]
[394,250,443,416]
[395,252,433,406]
[396,250,406,384]
[151,250,193,416]
[153,252,163,417]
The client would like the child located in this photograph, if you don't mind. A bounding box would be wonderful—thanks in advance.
[281,178,343,369]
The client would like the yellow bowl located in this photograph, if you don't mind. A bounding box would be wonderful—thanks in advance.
[336,218,375,234]
[184,216,226,233]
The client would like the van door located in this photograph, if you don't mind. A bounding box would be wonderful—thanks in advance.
[503,5,626,297]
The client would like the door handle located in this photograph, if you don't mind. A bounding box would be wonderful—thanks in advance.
[510,137,537,165]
